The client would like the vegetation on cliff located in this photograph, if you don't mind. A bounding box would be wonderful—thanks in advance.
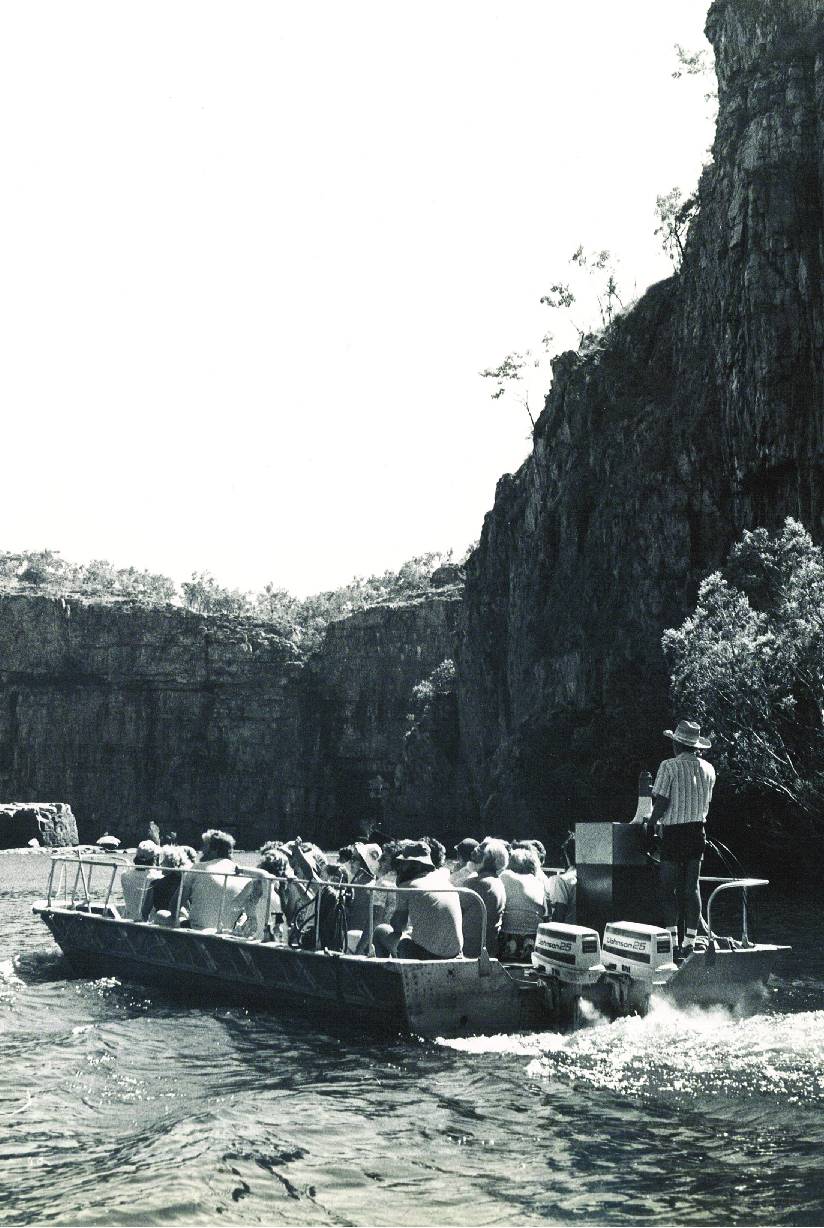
[0,547,464,653]
[664,520,824,843]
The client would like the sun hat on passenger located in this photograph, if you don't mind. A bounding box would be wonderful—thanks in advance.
[394,841,434,869]
[134,840,161,866]
[352,842,381,877]
[664,720,711,750]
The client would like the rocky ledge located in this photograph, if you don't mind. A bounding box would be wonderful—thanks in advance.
[0,803,78,849]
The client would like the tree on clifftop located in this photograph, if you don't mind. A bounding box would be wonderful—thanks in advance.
[181,571,253,617]
[480,246,624,428]
[663,519,824,840]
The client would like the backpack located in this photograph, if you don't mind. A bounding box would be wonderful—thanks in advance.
[297,884,351,952]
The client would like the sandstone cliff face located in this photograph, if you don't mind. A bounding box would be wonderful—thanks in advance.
[456,0,824,850]
[312,587,464,836]
[0,589,462,848]
[0,594,311,847]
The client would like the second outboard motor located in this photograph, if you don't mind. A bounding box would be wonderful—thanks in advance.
[600,921,678,1016]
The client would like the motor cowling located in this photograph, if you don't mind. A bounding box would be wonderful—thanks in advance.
[531,923,605,987]
[601,922,678,986]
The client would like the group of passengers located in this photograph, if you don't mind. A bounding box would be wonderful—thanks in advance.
[118,828,575,965]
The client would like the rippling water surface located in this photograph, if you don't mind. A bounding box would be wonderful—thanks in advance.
[2,853,823,1226]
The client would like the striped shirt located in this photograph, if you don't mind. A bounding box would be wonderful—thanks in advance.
[653,752,716,826]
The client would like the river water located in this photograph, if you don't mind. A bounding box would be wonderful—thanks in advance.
[1,852,823,1227]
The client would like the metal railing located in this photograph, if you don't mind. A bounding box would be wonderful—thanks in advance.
[702,875,769,952]
[43,854,488,960]
[46,852,131,912]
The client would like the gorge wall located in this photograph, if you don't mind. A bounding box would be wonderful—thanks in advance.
[0,595,310,848]
[311,586,465,839]
[456,0,824,852]
[0,589,461,848]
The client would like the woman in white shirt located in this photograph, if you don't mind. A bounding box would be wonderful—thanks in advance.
[498,846,547,963]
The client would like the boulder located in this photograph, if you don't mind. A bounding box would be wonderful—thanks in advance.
[0,803,78,849]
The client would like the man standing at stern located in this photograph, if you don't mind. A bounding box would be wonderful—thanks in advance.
[649,720,715,960]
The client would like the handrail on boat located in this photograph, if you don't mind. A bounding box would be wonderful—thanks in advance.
[704,876,769,960]
[198,872,488,962]
[42,853,489,962]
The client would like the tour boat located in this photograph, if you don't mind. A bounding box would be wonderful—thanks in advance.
[31,823,789,1039]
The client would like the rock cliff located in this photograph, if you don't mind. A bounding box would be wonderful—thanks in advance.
[0,803,78,849]
[0,589,461,848]
[456,0,824,850]
[310,586,465,837]
[0,594,316,847]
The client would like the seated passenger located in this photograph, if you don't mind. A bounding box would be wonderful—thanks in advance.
[346,842,382,954]
[229,848,294,940]
[421,836,449,875]
[373,842,463,960]
[498,846,548,963]
[450,838,480,888]
[337,845,356,878]
[546,858,577,923]
[460,839,509,958]
[370,841,401,928]
[299,864,351,951]
[180,829,247,930]
[279,839,327,935]
[120,841,162,920]
[141,845,193,925]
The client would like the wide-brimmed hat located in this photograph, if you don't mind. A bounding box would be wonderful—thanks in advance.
[395,841,434,868]
[351,842,381,877]
[134,839,161,866]
[664,719,711,750]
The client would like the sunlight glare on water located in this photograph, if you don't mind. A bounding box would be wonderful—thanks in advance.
[441,1000,824,1105]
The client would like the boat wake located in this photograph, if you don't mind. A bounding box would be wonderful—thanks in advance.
[439,1000,824,1110]
[0,957,24,994]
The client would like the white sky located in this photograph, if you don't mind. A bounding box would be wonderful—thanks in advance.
[1,2,714,598]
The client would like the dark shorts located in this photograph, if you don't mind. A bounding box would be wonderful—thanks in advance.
[660,822,706,862]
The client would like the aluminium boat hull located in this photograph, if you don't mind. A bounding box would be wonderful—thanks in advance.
[32,904,789,1037]
[663,944,787,1012]
[32,904,545,1039]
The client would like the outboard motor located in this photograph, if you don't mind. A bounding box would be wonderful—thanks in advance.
[531,923,605,1028]
[600,921,678,1016]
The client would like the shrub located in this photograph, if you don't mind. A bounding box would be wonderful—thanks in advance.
[663,518,824,835]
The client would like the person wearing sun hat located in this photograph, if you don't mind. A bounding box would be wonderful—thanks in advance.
[372,841,463,959]
[347,842,382,953]
[650,719,716,959]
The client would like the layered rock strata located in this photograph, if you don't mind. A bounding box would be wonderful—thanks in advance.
[0,588,463,848]
[311,587,465,837]
[0,594,311,848]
